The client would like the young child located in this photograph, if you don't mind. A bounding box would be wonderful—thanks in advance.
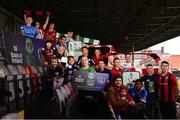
[128,79,147,118]
[65,56,78,83]
[42,40,56,65]
[47,57,64,100]
[116,87,135,110]
[120,88,129,101]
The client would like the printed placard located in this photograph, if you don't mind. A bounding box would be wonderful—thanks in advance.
[72,71,109,92]
[123,72,140,85]
[0,69,5,78]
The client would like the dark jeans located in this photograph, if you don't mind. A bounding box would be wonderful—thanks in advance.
[119,105,136,119]
[146,101,161,119]
[159,101,176,119]
[44,80,53,100]
[134,104,146,118]
[117,104,146,119]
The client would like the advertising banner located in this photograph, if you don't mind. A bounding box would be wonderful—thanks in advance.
[3,31,45,65]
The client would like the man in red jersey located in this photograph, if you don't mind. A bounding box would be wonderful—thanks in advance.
[158,61,179,119]
[111,58,123,77]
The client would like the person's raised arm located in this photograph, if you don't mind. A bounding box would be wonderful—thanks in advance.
[43,12,50,30]
[140,53,161,66]
[24,14,27,23]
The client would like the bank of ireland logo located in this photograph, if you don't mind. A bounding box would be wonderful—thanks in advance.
[98,77,106,85]
[87,73,95,86]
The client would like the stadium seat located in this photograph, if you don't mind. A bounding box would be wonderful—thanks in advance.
[30,66,39,74]
[0,62,11,108]
[0,61,9,77]
[4,75,17,111]
[17,65,32,95]
[63,83,77,118]
[7,65,19,75]
[35,66,44,74]
[6,64,26,109]
[60,86,68,100]
[24,74,32,106]
[16,65,32,105]
[23,65,39,102]
[56,89,65,114]
[30,65,44,96]
[63,84,71,96]
[65,82,74,94]
[16,65,27,75]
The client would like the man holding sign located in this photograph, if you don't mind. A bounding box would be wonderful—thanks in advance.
[73,56,109,118]
[79,56,96,73]
[96,59,112,90]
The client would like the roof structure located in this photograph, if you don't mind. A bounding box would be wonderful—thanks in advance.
[1,0,180,52]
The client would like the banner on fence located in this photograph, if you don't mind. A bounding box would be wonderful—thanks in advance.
[3,31,45,65]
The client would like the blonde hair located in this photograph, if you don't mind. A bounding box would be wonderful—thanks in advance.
[57,46,68,57]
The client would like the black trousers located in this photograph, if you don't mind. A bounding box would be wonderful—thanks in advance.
[146,101,161,119]
[78,90,102,118]
[44,80,53,100]
[159,101,176,119]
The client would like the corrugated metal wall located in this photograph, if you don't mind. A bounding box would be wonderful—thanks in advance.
[0,6,23,48]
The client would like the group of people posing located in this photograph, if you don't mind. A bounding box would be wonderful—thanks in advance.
[43,44,179,119]
[107,61,179,119]
[20,13,179,119]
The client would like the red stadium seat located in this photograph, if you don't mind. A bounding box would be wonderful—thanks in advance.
[23,65,39,96]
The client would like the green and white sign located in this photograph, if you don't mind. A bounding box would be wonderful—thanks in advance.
[123,72,140,85]
[68,41,83,60]
[79,37,100,45]
[57,32,100,45]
